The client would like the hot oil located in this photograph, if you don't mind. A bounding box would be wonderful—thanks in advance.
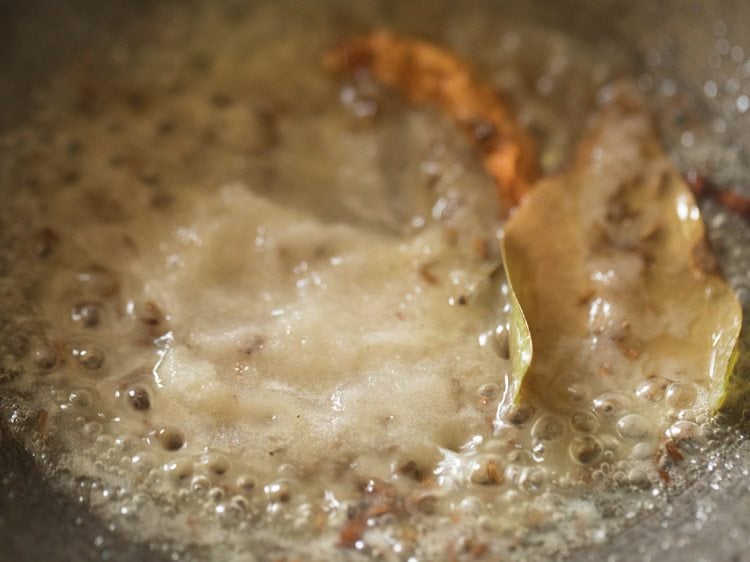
[0,1,746,561]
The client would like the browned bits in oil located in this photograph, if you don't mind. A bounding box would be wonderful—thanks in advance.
[657,467,672,485]
[78,266,120,298]
[255,108,281,151]
[662,438,685,463]
[470,118,497,147]
[531,413,565,441]
[209,92,234,108]
[202,453,231,476]
[570,411,599,433]
[165,458,193,483]
[685,168,750,218]
[577,288,596,306]
[32,227,60,259]
[503,404,535,427]
[240,335,266,356]
[397,460,423,480]
[60,169,80,185]
[35,409,49,441]
[117,366,151,390]
[136,301,169,338]
[635,376,669,402]
[137,167,160,186]
[7,333,30,358]
[406,492,438,514]
[236,474,256,493]
[71,343,105,371]
[71,301,103,328]
[108,154,124,168]
[125,90,149,112]
[66,139,83,156]
[592,393,629,418]
[155,118,176,135]
[69,389,92,408]
[84,191,127,223]
[127,386,151,411]
[264,481,292,503]
[156,426,185,451]
[470,458,505,485]
[478,383,500,399]
[188,50,213,72]
[443,227,458,245]
[569,435,603,465]
[691,238,719,275]
[471,237,489,260]
[150,191,174,209]
[418,261,439,286]
[338,517,367,549]
[31,343,58,369]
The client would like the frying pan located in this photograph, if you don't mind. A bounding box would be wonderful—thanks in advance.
[1,1,749,561]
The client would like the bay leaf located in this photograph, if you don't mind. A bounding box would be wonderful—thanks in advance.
[502,96,742,414]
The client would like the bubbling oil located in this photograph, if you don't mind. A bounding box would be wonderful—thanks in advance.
[0,1,745,561]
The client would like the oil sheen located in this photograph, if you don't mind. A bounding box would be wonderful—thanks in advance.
[0,1,741,561]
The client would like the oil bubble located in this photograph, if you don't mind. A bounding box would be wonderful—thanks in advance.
[502,404,535,427]
[457,495,483,515]
[208,487,225,502]
[69,389,92,408]
[507,449,533,465]
[616,413,651,441]
[519,467,546,493]
[570,411,599,433]
[6,333,30,358]
[406,491,439,515]
[229,495,250,512]
[627,468,650,488]
[164,456,193,483]
[155,426,185,451]
[126,386,151,411]
[666,421,702,455]
[469,456,505,485]
[70,342,106,371]
[531,414,565,441]
[71,301,103,328]
[114,434,140,452]
[592,393,629,418]
[77,267,120,298]
[478,383,500,399]
[82,421,103,438]
[564,385,590,408]
[569,435,603,465]
[634,377,668,401]
[236,474,256,493]
[131,451,156,474]
[665,382,698,408]
[201,452,231,477]
[630,442,655,461]
[493,324,510,359]
[191,475,211,492]
[264,480,292,503]
[276,463,299,478]
[95,435,114,450]
[32,344,58,369]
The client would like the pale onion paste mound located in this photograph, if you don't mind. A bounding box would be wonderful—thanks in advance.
[0,1,737,561]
